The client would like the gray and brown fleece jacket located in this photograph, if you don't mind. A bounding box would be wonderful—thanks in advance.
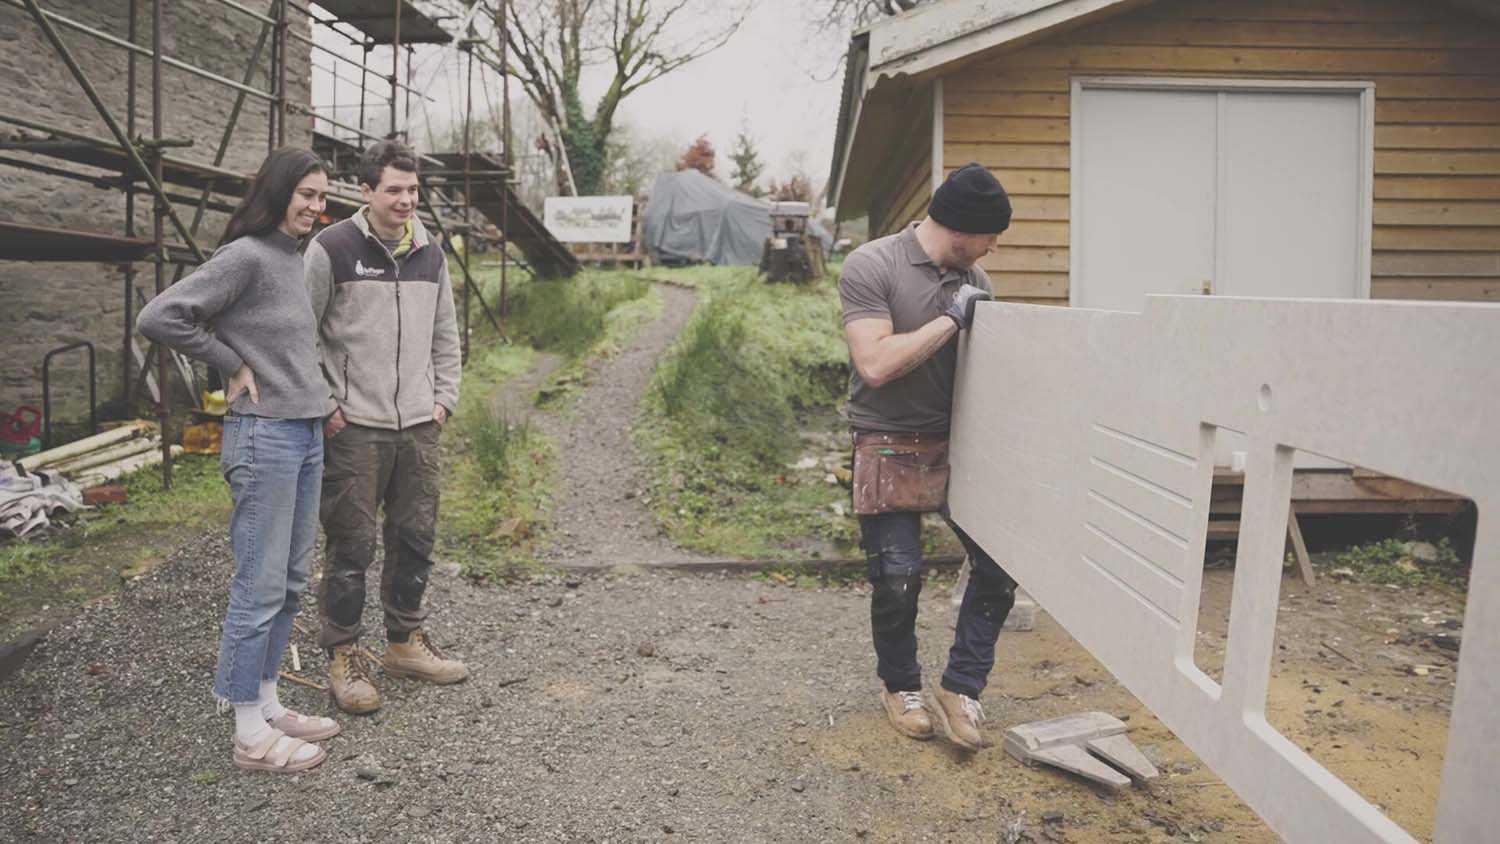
[304,209,461,431]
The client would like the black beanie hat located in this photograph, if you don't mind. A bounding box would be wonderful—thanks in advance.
[929,163,1012,234]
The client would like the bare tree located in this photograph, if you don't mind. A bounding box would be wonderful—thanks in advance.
[482,0,747,195]
[810,0,922,33]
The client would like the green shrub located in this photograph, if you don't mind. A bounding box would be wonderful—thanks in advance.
[501,272,650,357]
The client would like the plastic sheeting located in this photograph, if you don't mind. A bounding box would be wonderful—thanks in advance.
[1,463,83,538]
[641,170,833,266]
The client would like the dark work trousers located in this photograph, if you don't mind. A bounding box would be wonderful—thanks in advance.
[318,421,442,648]
[861,508,1017,698]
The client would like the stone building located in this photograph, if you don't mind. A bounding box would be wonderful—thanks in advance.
[0,1,312,425]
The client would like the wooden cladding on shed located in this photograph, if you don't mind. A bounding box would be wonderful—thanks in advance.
[932,0,1500,304]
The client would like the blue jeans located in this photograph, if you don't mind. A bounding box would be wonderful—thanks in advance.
[213,415,323,704]
[861,508,1017,699]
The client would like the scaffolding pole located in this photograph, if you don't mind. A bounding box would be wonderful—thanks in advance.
[152,0,171,487]
[172,19,274,289]
[124,0,138,407]
[462,37,473,358]
[390,0,401,137]
[498,0,510,316]
[17,1,208,265]
[8,0,482,482]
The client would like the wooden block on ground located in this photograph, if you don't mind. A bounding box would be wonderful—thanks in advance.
[1003,710,1159,789]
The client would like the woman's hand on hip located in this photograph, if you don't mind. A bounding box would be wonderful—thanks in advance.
[227,364,259,404]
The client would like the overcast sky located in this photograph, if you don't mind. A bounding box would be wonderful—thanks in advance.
[309,0,850,194]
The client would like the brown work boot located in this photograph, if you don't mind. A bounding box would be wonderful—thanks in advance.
[383,630,469,685]
[881,689,934,741]
[328,644,381,715]
[929,687,991,751]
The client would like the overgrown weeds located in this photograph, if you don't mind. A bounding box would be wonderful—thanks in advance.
[1324,537,1467,587]
[470,403,538,484]
[438,340,552,583]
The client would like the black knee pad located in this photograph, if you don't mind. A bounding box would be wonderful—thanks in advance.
[970,572,1016,623]
[871,573,923,635]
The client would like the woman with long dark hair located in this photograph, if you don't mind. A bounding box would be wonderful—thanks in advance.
[138,147,340,774]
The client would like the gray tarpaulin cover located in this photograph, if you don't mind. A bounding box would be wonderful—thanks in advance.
[641,170,832,266]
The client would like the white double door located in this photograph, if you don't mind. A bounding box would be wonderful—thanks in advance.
[1071,81,1372,468]
[1071,81,1370,313]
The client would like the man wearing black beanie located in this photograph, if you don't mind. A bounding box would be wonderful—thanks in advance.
[838,162,1018,752]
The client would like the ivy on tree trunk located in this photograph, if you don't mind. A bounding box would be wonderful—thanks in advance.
[484,0,745,196]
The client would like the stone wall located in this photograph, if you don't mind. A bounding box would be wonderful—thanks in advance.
[0,1,312,424]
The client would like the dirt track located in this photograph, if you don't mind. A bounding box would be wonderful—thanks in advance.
[540,284,700,569]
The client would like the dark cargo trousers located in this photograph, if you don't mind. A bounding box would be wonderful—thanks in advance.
[861,508,1017,699]
[318,421,442,649]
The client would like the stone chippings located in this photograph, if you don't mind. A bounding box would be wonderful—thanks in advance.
[0,0,313,419]
[0,527,1001,842]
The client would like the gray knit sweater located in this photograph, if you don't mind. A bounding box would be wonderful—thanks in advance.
[136,230,327,419]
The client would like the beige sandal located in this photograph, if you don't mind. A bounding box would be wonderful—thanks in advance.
[270,710,341,742]
[233,728,326,774]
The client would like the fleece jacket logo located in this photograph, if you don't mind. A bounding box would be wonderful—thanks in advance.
[354,259,385,278]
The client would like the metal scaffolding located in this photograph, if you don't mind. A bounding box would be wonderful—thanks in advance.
[0,0,537,486]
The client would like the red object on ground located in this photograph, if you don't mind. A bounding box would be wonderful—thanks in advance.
[1,406,41,445]
[82,484,128,506]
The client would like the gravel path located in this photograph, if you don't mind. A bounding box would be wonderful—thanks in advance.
[0,531,1254,843]
[0,534,1004,842]
[541,284,699,568]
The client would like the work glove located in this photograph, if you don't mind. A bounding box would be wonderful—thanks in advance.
[944,284,993,330]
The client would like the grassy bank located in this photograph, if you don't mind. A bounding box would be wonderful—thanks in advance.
[440,262,660,581]
[637,265,855,558]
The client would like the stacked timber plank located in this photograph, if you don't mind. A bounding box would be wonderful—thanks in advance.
[16,421,180,489]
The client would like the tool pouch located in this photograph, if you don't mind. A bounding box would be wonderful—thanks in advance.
[851,432,951,515]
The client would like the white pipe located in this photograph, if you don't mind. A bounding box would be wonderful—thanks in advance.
[18,421,155,471]
[50,438,159,476]
[74,445,183,489]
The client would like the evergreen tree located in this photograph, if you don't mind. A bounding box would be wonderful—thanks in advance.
[729,131,765,197]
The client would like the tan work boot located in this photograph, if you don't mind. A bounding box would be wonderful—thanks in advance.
[881,690,934,740]
[328,643,381,715]
[929,687,991,751]
[383,630,469,685]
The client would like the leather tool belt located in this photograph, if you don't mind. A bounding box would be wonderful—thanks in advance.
[850,431,951,515]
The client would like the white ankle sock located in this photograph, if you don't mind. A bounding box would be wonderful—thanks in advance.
[234,703,271,746]
[258,678,287,721]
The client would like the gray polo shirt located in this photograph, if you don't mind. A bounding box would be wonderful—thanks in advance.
[838,223,992,433]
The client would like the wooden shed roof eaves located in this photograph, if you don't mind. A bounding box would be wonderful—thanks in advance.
[865,0,1134,81]
[864,0,1500,84]
[826,33,869,213]
[829,0,1142,219]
